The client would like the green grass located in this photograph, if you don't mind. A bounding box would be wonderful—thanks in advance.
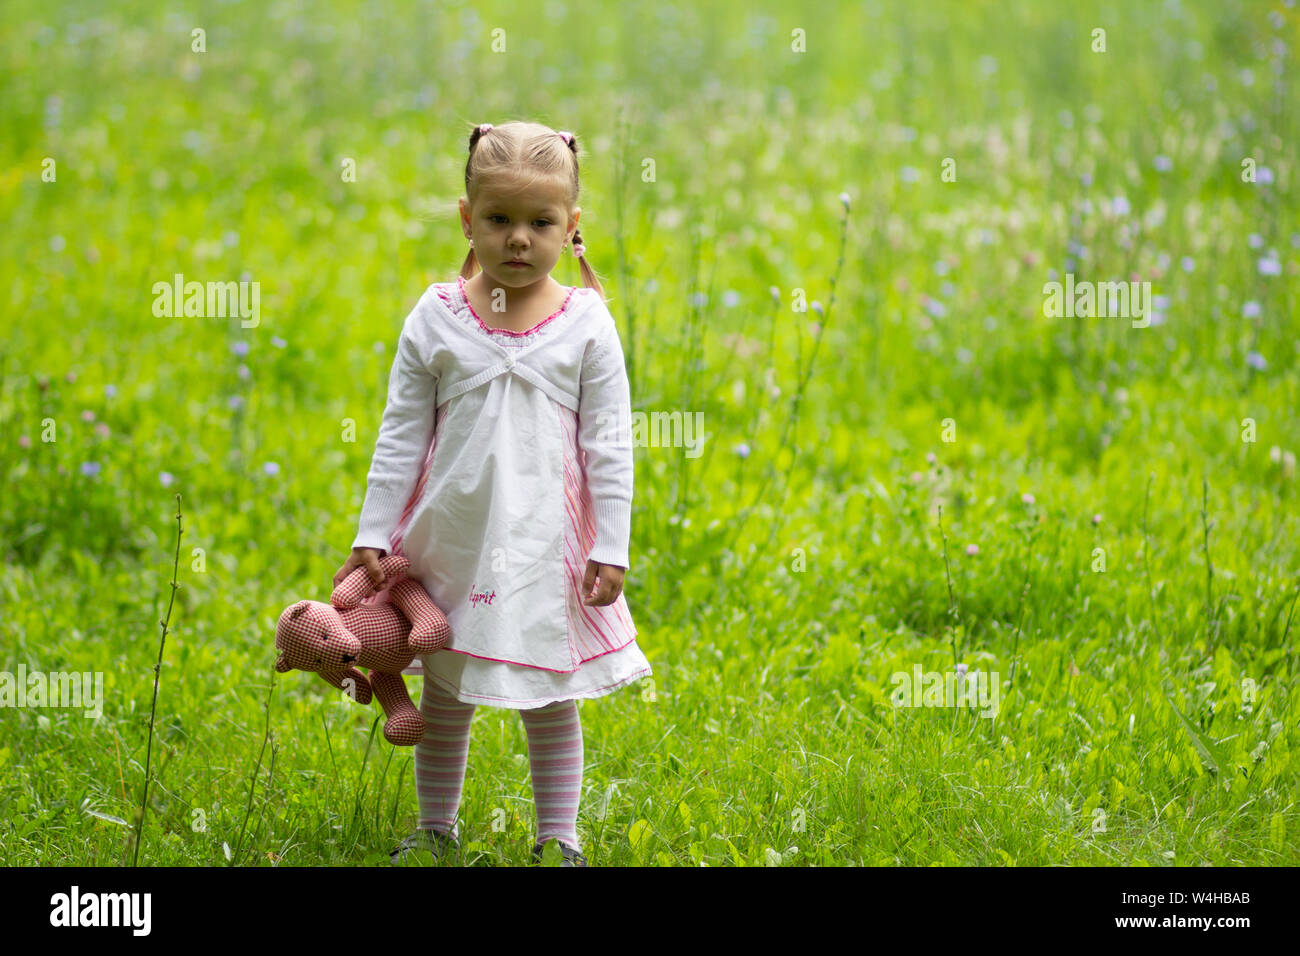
[1,0,1297,866]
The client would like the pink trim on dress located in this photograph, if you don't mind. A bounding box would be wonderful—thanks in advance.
[422,667,650,706]
[457,274,577,337]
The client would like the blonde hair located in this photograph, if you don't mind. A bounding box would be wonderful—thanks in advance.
[460,120,604,299]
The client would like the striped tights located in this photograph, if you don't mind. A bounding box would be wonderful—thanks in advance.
[414,678,584,852]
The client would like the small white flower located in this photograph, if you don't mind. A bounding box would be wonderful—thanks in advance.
[1243,300,1261,318]
[1181,256,1195,272]
[1022,492,1035,505]
[839,192,851,211]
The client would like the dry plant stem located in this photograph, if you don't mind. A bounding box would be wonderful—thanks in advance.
[937,504,961,669]
[1200,474,1217,658]
[1142,473,1161,644]
[232,668,278,865]
[132,493,184,867]
[1008,518,1037,692]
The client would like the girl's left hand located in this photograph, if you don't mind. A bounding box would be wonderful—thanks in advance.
[582,561,625,606]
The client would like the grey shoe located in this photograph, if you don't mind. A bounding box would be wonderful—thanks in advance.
[390,828,459,864]
[531,838,588,866]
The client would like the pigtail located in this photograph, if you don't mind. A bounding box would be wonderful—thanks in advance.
[560,132,606,300]
[570,227,604,300]
[460,123,493,279]
[460,243,478,279]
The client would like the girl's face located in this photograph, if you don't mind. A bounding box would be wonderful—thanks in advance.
[460,176,579,291]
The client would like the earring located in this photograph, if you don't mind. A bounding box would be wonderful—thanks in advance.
[468,238,474,248]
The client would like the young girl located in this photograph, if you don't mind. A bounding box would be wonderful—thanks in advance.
[334,120,650,867]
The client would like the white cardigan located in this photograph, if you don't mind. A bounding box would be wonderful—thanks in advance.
[351,282,635,569]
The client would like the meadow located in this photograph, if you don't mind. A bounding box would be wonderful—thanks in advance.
[1,0,1297,867]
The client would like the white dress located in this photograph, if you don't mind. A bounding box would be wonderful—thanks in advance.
[353,276,652,710]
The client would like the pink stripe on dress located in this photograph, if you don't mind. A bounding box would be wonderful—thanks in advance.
[555,403,638,659]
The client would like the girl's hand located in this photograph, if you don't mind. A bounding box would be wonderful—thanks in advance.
[582,560,625,607]
[335,547,388,589]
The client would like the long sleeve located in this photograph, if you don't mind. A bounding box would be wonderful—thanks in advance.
[577,317,635,569]
[351,302,438,553]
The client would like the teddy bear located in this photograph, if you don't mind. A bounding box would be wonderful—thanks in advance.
[275,553,450,745]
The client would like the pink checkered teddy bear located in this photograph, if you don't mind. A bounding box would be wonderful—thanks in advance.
[275,553,449,746]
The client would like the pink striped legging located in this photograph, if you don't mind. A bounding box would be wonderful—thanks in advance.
[414,677,584,852]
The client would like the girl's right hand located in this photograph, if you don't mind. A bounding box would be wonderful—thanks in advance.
[334,547,387,589]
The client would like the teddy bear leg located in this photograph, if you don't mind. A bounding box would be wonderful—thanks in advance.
[368,670,427,746]
[387,578,451,652]
[318,667,373,705]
